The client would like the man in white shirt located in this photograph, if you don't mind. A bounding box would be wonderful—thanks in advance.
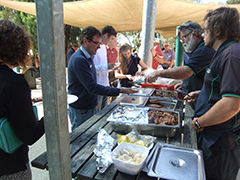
[93,25,117,111]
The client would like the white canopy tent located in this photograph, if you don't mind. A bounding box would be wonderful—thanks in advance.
[1,0,240,38]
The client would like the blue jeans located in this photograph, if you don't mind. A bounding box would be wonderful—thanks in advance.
[68,106,96,131]
[97,95,108,112]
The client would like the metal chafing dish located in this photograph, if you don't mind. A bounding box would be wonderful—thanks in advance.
[119,96,149,106]
[151,89,178,98]
[147,143,206,180]
[108,107,180,137]
[145,97,177,111]
[129,88,155,97]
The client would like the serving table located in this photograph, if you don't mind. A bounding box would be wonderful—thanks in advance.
[31,96,197,180]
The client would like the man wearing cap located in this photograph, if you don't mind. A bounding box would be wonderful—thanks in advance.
[145,21,215,109]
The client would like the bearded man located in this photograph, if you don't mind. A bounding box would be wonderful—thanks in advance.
[145,21,215,109]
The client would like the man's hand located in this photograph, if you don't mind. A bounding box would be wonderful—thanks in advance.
[120,88,135,94]
[144,70,161,83]
[108,63,115,69]
[174,81,183,90]
[184,90,201,104]
[191,117,204,132]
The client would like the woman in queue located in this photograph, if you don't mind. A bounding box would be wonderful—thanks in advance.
[115,43,148,87]
[0,20,45,179]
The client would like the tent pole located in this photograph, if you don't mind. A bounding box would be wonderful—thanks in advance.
[35,1,72,180]
[140,0,158,67]
[175,26,184,67]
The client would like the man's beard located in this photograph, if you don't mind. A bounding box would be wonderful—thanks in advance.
[204,33,215,49]
[183,34,196,53]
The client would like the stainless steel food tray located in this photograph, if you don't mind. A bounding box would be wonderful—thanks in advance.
[151,90,178,98]
[130,88,155,97]
[119,96,149,106]
[145,98,177,110]
[109,107,180,137]
[147,143,206,180]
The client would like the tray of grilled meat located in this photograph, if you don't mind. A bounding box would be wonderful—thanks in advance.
[145,98,177,110]
[151,90,178,99]
[108,106,180,137]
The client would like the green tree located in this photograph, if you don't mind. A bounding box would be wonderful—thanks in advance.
[1,0,83,66]
[0,6,15,20]
[227,0,240,4]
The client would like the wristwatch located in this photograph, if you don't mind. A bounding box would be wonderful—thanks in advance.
[194,119,201,129]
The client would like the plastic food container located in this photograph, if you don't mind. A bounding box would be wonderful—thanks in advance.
[111,142,149,175]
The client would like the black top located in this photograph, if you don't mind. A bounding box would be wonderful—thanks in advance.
[194,40,240,158]
[120,53,140,87]
[0,64,45,176]
[182,40,215,94]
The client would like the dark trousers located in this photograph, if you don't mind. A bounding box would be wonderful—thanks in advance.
[202,141,240,180]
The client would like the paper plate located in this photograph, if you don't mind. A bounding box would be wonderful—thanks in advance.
[67,94,78,104]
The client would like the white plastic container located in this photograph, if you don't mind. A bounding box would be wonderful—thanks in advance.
[111,142,149,175]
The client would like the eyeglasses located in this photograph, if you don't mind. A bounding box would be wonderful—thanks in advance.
[164,45,170,47]
[89,40,101,46]
[179,31,192,43]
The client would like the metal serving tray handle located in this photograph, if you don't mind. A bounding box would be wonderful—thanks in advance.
[147,142,206,180]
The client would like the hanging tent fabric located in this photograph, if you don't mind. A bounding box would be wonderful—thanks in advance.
[1,0,240,38]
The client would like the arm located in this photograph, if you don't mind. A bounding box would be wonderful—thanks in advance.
[145,66,193,83]
[8,80,45,145]
[139,59,148,69]
[184,90,201,104]
[115,69,133,80]
[169,59,175,68]
[191,96,240,132]
[151,48,165,64]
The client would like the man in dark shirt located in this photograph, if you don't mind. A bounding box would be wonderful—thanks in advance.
[145,21,215,110]
[67,43,78,62]
[68,26,134,130]
[188,7,240,180]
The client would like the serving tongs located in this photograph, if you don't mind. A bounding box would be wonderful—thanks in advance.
[176,89,188,96]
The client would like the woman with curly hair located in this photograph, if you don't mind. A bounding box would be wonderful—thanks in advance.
[115,43,148,87]
[0,20,45,179]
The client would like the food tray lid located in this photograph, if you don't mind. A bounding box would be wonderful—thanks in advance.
[119,96,149,106]
[130,88,155,97]
[147,143,206,180]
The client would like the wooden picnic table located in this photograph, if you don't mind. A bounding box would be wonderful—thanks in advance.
[31,96,197,180]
